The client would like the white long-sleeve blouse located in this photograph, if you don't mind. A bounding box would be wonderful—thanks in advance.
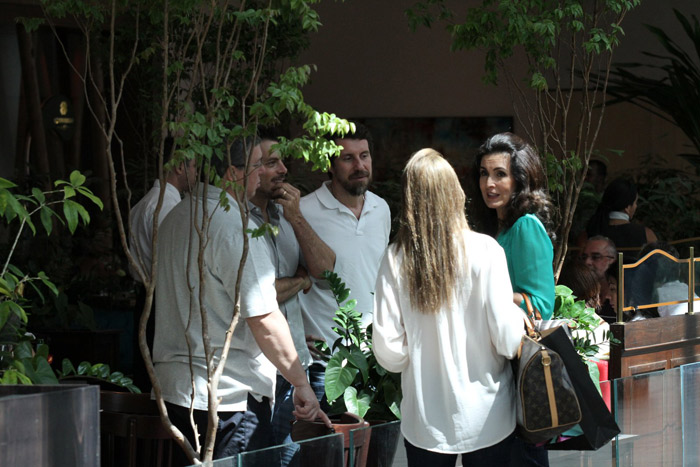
[372,230,525,454]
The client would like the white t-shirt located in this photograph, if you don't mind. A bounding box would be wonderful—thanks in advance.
[373,230,524,453]
[299,181,391,348]
[128,180,181,282]
[153,185,278,412]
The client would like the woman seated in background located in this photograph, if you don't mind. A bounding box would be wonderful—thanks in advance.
[558,261,601,310]
[557,261,611,356]
[373,149,525,467]
[584,177,657,262]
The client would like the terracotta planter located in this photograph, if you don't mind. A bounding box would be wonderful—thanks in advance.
[291,412,371,467]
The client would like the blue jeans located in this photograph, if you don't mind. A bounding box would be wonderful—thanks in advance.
[271,367,328,467]
[404,433,515,467]
[271,375,299,466]
[308,362,329,408]
[166,394,272,466]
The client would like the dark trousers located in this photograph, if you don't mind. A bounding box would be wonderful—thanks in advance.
[509,436,550,467]
[165,394,272,466]
[404,433,514,467]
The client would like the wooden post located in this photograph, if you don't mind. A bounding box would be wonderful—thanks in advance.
[15,23,50,188]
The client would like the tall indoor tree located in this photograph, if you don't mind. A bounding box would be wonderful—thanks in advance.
[23,0,349,463]
[406,0,640,276]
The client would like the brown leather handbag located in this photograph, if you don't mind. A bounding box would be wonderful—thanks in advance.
[514,310,582,444]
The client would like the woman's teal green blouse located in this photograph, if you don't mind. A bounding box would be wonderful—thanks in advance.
[497,214,555,319]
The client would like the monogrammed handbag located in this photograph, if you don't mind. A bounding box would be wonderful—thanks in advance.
[514,313,582,444]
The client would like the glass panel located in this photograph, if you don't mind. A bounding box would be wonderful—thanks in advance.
[681,362,700,465]
[240,432,344,467]
[622,251,691,319]
[191,362,700,467]
[0,385,100,467]
[612,366,683,465]
[350,420,403,467]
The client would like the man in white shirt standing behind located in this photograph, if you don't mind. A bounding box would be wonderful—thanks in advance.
[129,138,197,283]
[299,122,391,400]
[128,138,197,389]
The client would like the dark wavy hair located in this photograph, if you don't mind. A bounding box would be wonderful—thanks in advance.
[586,177,637,237]
[470,132,555,240]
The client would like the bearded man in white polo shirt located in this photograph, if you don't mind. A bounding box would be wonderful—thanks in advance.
[299,122,391,400]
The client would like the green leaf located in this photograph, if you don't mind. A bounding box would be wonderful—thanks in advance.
[62,358,77,376]
[35,343,50,359]
[124,383,141,394]
[325,353,359,402]
[29,357,59,384]
[108,371,124,383]
[76,187,104,210]
[69,170,86,187]
[63,185,76,199]
[39,206,53,235]
[0,178,17,189]
[0,306,11,330]
[13,340,33,359]
[343,387,371,418]
[77,361,91,375]
[62,199,79,233]
[38,271,59,296]
[31,187,45,204]
[89,363,111,379]
[343,347,369,383]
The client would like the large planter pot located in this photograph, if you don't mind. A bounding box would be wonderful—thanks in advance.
[291,412,371,467]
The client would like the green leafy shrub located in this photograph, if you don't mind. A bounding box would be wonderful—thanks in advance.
[319,271,401,421]
[0,172,102,385]
[57,359,140,393]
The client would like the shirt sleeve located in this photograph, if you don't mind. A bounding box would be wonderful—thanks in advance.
[372,249,409,373]
[483,240,527,359]
[214,212,278,320]
[508,216,555,320]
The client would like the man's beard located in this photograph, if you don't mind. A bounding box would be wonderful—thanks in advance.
[339,171,371,196]
[263,177,286,199]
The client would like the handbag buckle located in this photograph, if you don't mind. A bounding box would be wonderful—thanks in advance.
[541,351,551,367]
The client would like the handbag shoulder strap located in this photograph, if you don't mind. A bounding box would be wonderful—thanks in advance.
[521,293,542,321]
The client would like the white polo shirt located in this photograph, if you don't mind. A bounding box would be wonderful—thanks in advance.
[299,181,391,348]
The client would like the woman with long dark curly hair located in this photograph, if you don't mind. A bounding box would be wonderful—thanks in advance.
[471,132,556,320]
[471,132,555,466]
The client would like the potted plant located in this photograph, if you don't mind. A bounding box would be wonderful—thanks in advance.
[552,284,617,392]
[319,270,402,467]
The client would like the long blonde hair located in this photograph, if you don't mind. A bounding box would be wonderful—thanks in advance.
[395,149,470,314]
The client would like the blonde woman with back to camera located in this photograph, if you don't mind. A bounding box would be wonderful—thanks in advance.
[372,149,525,467]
